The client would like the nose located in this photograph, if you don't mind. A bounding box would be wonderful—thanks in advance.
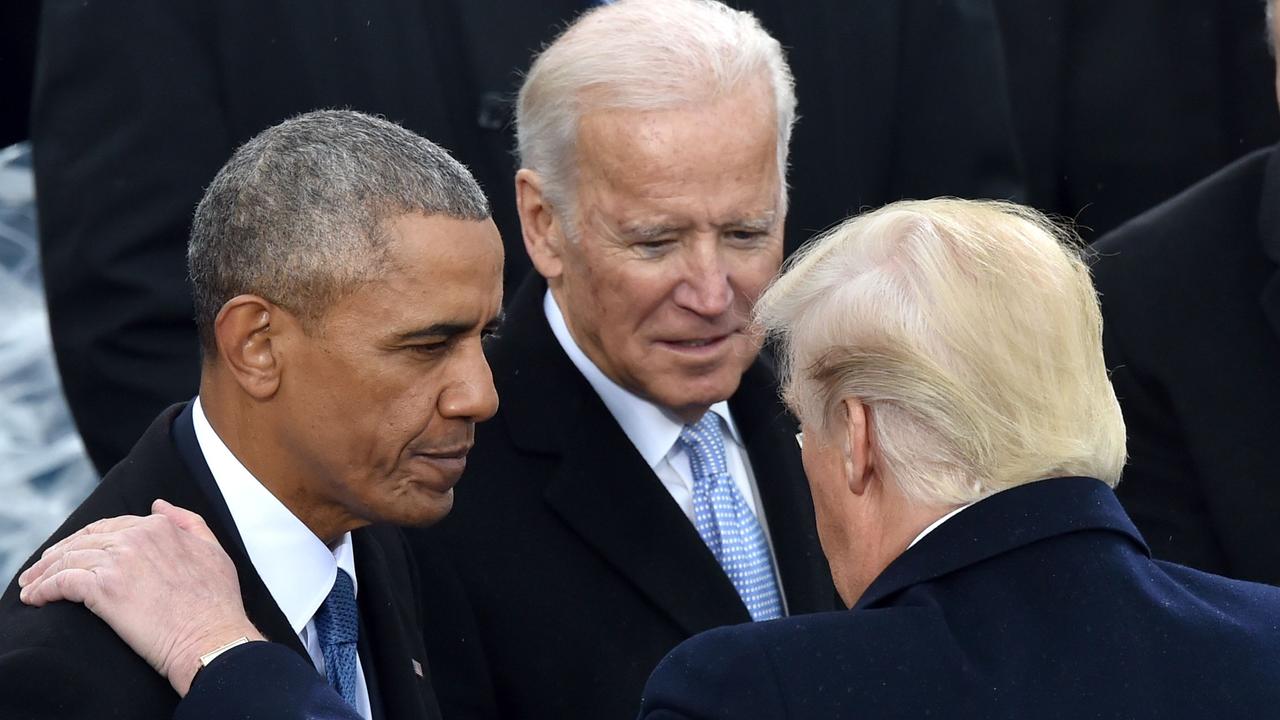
[672,240,733,317]
[439,339,500,423]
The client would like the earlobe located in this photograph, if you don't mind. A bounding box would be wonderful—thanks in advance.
[213,295,284,400]
[515,169,565,281]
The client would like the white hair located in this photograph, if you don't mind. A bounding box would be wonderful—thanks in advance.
[516,0,796,226]
[756,199,1127,507]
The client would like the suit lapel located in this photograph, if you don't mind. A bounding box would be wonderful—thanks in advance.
[855,477,1149,610]
[168,404,306,659]
[1256,146,1280,342]
[730,358,835,615]
[543,389,752,636]
[497,275,750,635]
[353,529,440,720]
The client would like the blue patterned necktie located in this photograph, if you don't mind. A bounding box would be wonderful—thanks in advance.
[313,568,360,709]
[679,413,783,621]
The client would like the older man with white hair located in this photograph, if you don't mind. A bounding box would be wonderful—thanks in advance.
[409,1,834,718]
[638,198,1280,719]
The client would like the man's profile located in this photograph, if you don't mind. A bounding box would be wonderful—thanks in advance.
[0,109,502,720]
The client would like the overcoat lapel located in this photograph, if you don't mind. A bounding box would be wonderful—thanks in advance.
[855,477,1148,610]
[497,275,750,634]
[542,389,752,636]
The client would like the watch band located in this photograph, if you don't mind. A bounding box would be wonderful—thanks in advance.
[198,636,254,669]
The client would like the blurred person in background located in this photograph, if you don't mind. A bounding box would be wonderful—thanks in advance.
[1090,0,1280,584]
[995,0,1280,239]
[31,0,1021,479]
[639,198,1280,719]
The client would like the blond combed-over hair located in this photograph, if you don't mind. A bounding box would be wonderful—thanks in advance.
[756,198,1126,507]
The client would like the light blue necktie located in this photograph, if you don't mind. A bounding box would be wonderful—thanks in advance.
[679,413,783,621]
[313,568,360,709]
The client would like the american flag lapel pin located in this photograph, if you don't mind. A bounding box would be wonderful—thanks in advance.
[412,659,424,677]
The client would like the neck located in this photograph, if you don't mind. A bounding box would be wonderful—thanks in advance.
[839,483,959,606]
[199,375,360,545]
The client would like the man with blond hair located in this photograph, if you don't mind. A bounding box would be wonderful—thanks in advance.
[639,198,1280,719]
[411,1,834,717]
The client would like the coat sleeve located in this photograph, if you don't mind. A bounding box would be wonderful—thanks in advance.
[177,642,362,720]
[637,628,785,720]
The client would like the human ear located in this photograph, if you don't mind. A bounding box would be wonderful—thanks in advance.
[515,168,568,281]
[842,398,873,495]
[212,295,284,400]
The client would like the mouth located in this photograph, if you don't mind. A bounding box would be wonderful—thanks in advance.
[658,332,737,354]
[410,446,472,485]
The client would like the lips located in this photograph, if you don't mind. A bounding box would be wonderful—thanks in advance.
[659,331,737,352]
[410,445,472,487]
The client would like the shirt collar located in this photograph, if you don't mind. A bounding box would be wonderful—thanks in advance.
[543,289,743,467]
[191,397,357,634]
[907,501,976,549]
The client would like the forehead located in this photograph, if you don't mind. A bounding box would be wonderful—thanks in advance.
[331,213,503,328]
[575,82,782,225]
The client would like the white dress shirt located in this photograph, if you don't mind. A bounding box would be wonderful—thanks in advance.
[544,291,788,608]
[192,398,372,719]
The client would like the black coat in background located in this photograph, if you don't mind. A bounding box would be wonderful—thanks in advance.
[30,0,572,475]
[733,0,1024,252]
[1092,146,1280,585]
[407,274,836,720]
[638,477,1280,719]
[33,0,1021,476]
[995,0,1279,240]
[0,404,453,719]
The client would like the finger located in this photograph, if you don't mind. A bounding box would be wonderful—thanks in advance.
[151,499,218,544]
[19,564,104,607]
[20,547,113,600]
[21,524,137,587]
[33,515,146,562]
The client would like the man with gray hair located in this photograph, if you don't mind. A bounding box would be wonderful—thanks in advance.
[638,198,1280,719]
[410,1,833,718]
[0,109,504,719]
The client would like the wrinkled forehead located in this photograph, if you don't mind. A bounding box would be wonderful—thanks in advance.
[575,98,783,224]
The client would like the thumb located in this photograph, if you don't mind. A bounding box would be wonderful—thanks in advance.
[152,499,218,543]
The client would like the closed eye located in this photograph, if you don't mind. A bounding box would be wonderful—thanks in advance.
[406,341,449,355]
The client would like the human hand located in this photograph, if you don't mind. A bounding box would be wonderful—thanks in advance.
[17,499,265,696]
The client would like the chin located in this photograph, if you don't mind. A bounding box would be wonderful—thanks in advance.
[375,489,455,528]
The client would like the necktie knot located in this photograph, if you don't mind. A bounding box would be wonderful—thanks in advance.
[313,569,360,708]
[678,412,730,480]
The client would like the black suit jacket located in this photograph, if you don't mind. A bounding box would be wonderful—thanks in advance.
[1092,146,1280,584]
[408,274,835,720]
[640,477,1280,719]
[0,404,442,720]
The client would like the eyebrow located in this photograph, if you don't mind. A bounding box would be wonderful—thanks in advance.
[733,213,778,233]
[617,222,684,243]
[617,212,778,242]
[392,312,504,342]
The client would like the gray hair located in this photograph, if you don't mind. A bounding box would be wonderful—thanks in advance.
[516,0,796,227]
[756,199,1126,508]
[188,109,490,352]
